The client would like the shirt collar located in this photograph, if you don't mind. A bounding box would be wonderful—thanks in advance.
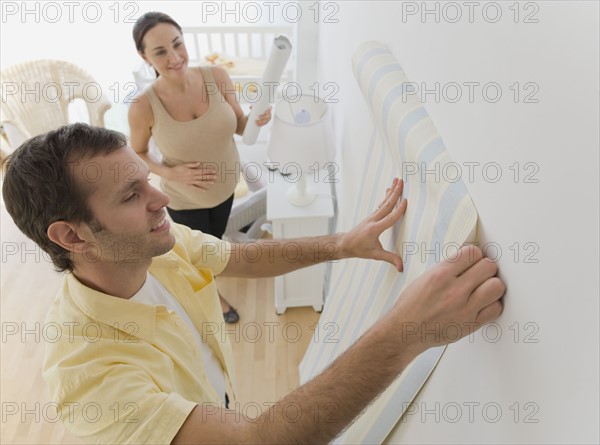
[66,252,180,343]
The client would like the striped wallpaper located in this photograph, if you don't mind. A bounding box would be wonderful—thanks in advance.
[299,42,478,443]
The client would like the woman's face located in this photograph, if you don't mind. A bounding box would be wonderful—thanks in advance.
[140,23,188,79]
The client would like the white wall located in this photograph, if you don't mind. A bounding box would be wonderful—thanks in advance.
[0,1,296,134]
[315,1,599,443]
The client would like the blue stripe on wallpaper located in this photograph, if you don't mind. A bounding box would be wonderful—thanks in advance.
[367,63,404,104]
[426,181,469,270]
[354,46,391,79]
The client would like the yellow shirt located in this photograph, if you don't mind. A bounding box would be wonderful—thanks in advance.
[42,223,236,444]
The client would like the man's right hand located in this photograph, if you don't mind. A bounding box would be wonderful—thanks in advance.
[391,244,505,354]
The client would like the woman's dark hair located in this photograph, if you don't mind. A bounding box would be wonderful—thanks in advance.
[1,124,127,273]
[133,12,182,78]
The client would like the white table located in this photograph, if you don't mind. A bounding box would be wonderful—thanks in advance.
[266,171,334,314]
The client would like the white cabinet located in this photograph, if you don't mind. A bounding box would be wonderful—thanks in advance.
[266,171,334,314]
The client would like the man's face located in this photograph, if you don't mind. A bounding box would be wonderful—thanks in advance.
[72,146,175,265]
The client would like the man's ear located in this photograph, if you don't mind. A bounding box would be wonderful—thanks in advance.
[47,221,91,255]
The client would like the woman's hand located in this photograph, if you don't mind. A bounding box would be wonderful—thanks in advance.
[167,162,217,190]
[253,106,272,127]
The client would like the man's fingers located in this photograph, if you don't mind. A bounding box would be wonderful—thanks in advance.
[458,257,499,295]
[475,299,504,325]
[376,250,404,272]
[469,276,506,317]
[373,198,407,232]
[376,187,392,210]
[443,245,484,276]
[374,178,404,217]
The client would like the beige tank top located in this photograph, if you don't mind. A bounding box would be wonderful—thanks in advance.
[146,66,240,210]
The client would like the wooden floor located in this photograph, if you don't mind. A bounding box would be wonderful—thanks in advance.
[0,201,320,443]
[219,277,321,408]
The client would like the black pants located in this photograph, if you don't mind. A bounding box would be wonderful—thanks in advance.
[167,194,235,239]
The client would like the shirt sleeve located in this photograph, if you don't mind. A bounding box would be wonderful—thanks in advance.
[169,222,231,275]
[45,360,197,444]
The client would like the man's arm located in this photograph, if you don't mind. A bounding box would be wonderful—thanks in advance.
[173,244,505,444]
[219,178,407,278]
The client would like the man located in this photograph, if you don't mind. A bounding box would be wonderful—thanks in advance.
[2,123,504,444]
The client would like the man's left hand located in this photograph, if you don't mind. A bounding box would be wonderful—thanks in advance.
[338,177,407,271]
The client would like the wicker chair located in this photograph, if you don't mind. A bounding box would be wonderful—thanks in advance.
[0,59,111,152]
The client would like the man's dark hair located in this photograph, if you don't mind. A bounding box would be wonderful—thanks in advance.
[2,123,127,272]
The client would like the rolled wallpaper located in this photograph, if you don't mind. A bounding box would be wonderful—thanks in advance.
[299,42,478,443]
[242,35,292,145]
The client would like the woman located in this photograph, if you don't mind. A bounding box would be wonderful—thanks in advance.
[129,12,271,323]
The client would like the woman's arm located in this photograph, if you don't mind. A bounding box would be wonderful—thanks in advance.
[128,94,216,188]
[128,94,172,178]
